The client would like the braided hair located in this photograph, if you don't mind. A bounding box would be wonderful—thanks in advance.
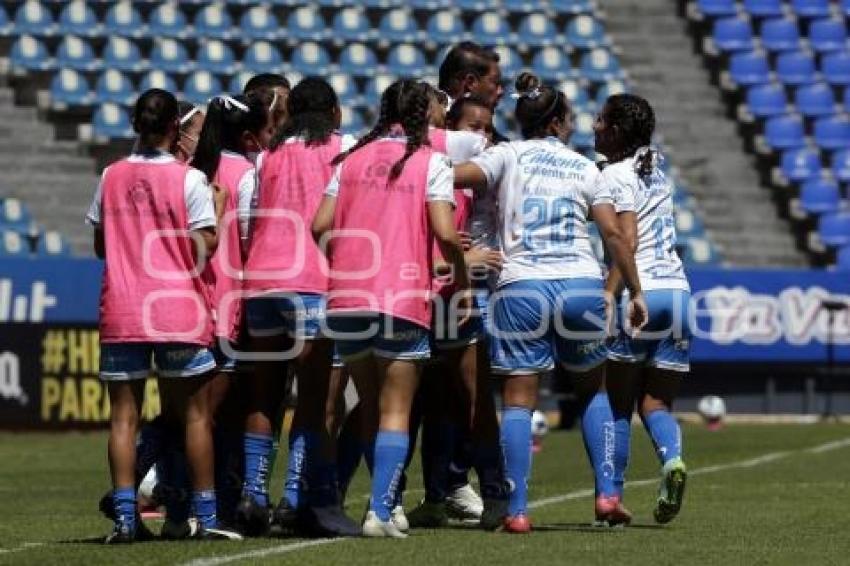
[513,72,570,140]
[270,77,339,149]
[603,93,656,177]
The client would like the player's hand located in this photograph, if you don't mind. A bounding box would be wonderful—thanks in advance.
[465,246,503,273]
[458,231,473,251]
[626,292,649,335]
[212,182,228,212]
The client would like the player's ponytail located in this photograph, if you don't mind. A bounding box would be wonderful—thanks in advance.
[192,94,266,181]
[602,93,657,177]
[270,77,339,150]
[513,72,570,140]
[390,80,432,180]
[132,88,179,148]
[331,80,405,166]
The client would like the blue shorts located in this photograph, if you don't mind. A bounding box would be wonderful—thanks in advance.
[326,313,431,362]
[246,292,327,339]
[608,289,691,373]
[489,278,609,375]
[211,340,237,373]
[431,291,487,350]
[100,343,216,381]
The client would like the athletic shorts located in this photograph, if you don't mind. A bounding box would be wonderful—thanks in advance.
[245,292,327,340]
[100,343,216,381]
[430,291,487,351]
[326,313,430,362]
[211,340,238,373]
[608,289,691,373]
[489,278,609,375]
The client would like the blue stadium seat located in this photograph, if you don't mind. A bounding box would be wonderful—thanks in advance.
[0,6,10,37]
[550,0,595,15]
[532,47,573,81]
[363,73,397,107]
[570,111,595,149]
[184,71,222,106]
[696,0,738,18]
[712,17,755,52]
[595,80,628,106]
[728,50,771,86]
[386,44,428,77]
[502,0,536,14]
[745,84,788,118]
[836,244,850,269]
[675,209,707,238]
[808,18,848,53]
[760,18,802,53]
[328,73,360,107]
[228,70,253,94]
[9,35,53,71]
[517,13,557,48]
[814,115,850,150]
[492,45,523,79]
[818,211,850,247]
[148,2,189,39]
[775,50,817,86]
[409,0,451,9]
[194,3,234,40]
[58,1,100,37]
[243,41,283,73]
[286,7,327,42]
[150,39,193,74]
[558,79,590,107]
[800,178,841,215]
[794,82,837,119]
[50,68,91,107]
[379,9,420,44]
[37,231,70,257]
[454,0,486,11]
[339,106,365,135]
[426,10,466,46]
[196,40,236,75]
[240,6,280,41]
[333,7,372,43]
[780,148,822,183]
[95,69,134,105]
[0,231,27,257]
[1,198,30,228]
[831,149,850,184]
[104,37,145,73]
[791,0,832,19]
[338,43,378,77]
[579,49,623,82]
[565,15,607,50]
[14,0,55,36]
[821,51,850,88]
[289,42,331,75]
[104,1,145,39]
[92,103,133,140]
[57,36,101,72]
[764,114,806,149]
[492,112,512,139]
[742,0,784,19]
[139,70,178,93]
[470,13,512,46]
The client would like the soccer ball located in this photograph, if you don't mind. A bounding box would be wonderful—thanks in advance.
[531,410,549,438]
[697,395,726,430]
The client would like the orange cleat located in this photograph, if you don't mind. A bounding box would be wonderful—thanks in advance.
[594,495,633,527]
[502,514,532,534]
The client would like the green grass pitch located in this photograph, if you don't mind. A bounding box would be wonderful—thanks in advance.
[1,423,849,565]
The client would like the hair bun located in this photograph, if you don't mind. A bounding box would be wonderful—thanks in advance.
[514,72,541,96]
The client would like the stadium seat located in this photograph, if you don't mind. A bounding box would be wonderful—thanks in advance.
[37,231,70,257]
[92,103,133,140]
[595,80,628,106]
[830,148,850,184]
[818,211,850,247]
[139,70,178,93]
[814,115,850,150]
[328,72,360,107]
[579,49,623,83]
[386,44,428,77]
[363,73,397,107]
[696,0,738,18]
[425,10,466,46]
[836,245,850,269]
[790,0,832,19]
[289,42,331,75]
[102,36,144,73]
[470,13,512,46]
[565,15,607,50]
[675,208,706,237]
[56,36,101,72]
[764,114,806,149]
[0,231,27,257]
[9,35,53,71]
[379,9,420,44]
[14,0,55,36]
[196,40,236,75]
[339,106,365,135]
[712,17,755,52]
[243,41,283,73]
[780,148,822,183]
[194,3,234,40]
[1,198,30,228]
[532,47,573,81]
[728,50,771,87]
[821,51,850,88]
[0,6,10,37]
[492,111,512,139]
[558,79,590,107]
[775,50,817,86]
[333,7,372,44]
[286,6,327,42]
[58,0,99,37]
[745,84,788,118]
[148,2,189,39]
[742,0,784,19]
[800,178,842,215]
[760,18,802,53]
[502,0,536,14]
[570,111,595,149]
[492,45,523,78]
[150,39,193,75]
[49,68,91,107]
[518,13,558,48]
[239,6,279,41]
[104,1,145,39]
[183,71,221,106]
[94,69,134,106]
[794,82,837,119]
[808,18,848,53]
[338,43,378,77]
[550,0,595,15]
[228,70,253,94]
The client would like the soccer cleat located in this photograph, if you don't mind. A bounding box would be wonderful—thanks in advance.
[406,500,449,529]
[98,490,115,520]
[272,497,300,534]
[391,505,409,533]
[654,458,687,524]
[302,505,361,537]
[594,495,633,527]
[103,523,134,545]
[234,494,271,537]
[160,519,192,540]
[502,514,532,534]
[479,498,509,531]
[445,484,483,523]
[362,510,408,539]
[186,518,244,541]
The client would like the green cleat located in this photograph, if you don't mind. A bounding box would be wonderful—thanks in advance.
[654,457,687,524]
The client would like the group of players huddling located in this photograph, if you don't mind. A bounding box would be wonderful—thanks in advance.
[87,41,691,543]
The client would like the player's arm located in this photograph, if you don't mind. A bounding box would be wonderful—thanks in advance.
[429,201,470,294]
[312,195,336,247]
[453,162,488,190]
[186,171,222,258]
[604,211,638,297]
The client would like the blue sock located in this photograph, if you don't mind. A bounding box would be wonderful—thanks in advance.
[613,415,631,498]
[193,490,217,529]
[284,429,318,509]
[580,393,617,497]
[500,407,532,516]
[242,433,273,507]
[643,410,682,465]
[370,431,408,521]
[421,419,455,502]
[135,421,164,485]
[474,440,506,500]
[112,487,136,533]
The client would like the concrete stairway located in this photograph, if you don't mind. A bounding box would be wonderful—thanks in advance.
[598,0,808,267]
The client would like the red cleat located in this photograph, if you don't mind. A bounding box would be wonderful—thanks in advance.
[594,495,632,527]
[502,514,532,534]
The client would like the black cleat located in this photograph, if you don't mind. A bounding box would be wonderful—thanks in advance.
[301,505,361,538]
[272,498,300,534]
[104,524,134,545]
[99,491,115,520]
[234,494,271,537]
[186,518,244,541]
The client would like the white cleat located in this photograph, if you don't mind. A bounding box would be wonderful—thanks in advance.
[391,505,409,533]
[445,484,483,522]
[362,510,409,539]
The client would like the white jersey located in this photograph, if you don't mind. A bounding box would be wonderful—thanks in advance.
[598,153,689,292]
[471,137,612,287]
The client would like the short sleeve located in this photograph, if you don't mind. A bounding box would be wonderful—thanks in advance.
[426,153,455,204]
[470,143,513,190]
[324,163,342,197]
[184,168,217,231]
[340,134,358,153]
[237,168,257,240]
[597,165,635,213]
[445,130,487,163]
[85,168,109,226]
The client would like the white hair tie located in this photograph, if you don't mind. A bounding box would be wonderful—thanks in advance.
[212,95,249,112]
[268,90,279,113]
[633,146,662,173]
[179,106,201,126]
[511,87,543,100]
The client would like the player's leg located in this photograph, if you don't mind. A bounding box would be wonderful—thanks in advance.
[499,373,538,533]
[605,361,641,507]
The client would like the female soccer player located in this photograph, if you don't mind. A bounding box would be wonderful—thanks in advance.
[238,78,359,538]
[313,79,470,538]
[453,73,648,533]
[174,102,204,164]
[86,88,240,542]
[595,94,691,525]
